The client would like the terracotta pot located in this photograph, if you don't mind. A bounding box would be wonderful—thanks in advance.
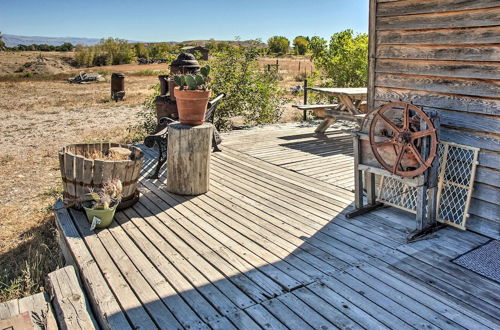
[174,88,211,125]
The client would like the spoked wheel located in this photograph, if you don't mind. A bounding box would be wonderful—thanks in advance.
[369,101,437,178]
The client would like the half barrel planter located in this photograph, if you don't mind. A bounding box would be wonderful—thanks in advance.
[59,143,143,210]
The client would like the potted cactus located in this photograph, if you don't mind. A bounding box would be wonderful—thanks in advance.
[173,65,211,125]
[82,178,123,229]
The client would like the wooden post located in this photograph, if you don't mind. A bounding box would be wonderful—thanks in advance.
[367,0,377,112]
[365,172,376,205]
[353,134,363,209]
[303,79,308,121]
[425,112,440,224]
[166,123,213,195]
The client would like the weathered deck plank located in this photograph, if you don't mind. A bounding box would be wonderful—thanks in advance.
[53,125,500,329]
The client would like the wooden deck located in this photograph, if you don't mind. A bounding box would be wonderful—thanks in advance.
[55,124,500,329]
[223,124,356,191]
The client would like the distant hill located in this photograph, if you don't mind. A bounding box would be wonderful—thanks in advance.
[3,34,101,47]
[2,34,267,48]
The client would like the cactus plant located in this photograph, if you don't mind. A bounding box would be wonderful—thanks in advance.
[173,65,211,91]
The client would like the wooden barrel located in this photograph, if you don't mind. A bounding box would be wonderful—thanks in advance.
[59,143,143,209]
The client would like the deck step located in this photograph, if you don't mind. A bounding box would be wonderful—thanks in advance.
[46,265,98,330]
[0,292,58,329]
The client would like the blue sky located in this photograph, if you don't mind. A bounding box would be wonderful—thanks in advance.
[0,0,369,42]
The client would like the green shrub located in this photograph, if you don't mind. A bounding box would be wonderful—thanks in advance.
[309,29,368,88]
[128,84,160,141]
[267,36,290,55]
[210,46,286,130]
[74,38,136,67]
[293,36,309,55]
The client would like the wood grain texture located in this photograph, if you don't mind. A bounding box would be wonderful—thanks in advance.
[51,125,500,328]
[376,59,500,80]
[374,98,500,134]
[440,128,500,152]
[377,0,500,17]
[53,201,132,330]
[46,266,98,330]
[377,45,500,62]
[378,26,500,45]
[469,198,500,222]
[375,73,500,98]
[378,7,500,30]
[368,0,378,112]
[374,87,500,115]
[59,144,143,202]
[166,123,213,195]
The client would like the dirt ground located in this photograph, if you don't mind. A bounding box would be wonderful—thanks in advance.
[0,51,308,301]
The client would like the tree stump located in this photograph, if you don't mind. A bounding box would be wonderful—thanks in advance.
[166,123,213,195]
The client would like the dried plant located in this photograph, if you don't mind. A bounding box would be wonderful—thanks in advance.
[87,178,123,209]
[82,150,129,161]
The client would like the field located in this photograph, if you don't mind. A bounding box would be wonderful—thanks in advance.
[0,51,313,301]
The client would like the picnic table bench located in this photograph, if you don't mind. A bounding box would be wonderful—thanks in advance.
[293,85,368,134]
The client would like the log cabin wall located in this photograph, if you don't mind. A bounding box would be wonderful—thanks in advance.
[368,0,500,238]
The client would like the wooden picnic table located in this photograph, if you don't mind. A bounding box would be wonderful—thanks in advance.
[295,87,368,134]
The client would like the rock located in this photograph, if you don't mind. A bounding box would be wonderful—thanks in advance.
[68,72,105,84]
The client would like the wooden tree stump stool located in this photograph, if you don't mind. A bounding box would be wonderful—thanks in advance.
[166,123,213,195]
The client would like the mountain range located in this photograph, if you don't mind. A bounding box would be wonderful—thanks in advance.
[1,34,267,48]
[2,34,103,47]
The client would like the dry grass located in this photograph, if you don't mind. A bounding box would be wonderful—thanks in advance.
[0,52,310,302]
[0,54,157,301]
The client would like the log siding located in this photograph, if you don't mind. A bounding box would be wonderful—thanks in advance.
[368,0,500,236]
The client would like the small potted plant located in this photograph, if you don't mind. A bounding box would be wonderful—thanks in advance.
[83,178,123,229]
[173,65,211,125]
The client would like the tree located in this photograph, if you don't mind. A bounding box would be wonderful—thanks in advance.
[309,29,368,87]
[57,42,74,52]
[74,38,136,66]
[0,32,6,51]
[267,36,290,55]
[134,43,149,59]
[207,46,286,130]
[293,36,309,55]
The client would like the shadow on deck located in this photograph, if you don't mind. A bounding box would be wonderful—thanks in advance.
[54,128,500,329]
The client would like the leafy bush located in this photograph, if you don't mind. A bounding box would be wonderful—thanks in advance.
[127,83,160,142]
[293,36,309,55]
[147,42,178,61]
[267,36,290,55]
[75,38,136,67]
[75,40,179,67]
[131,45,286,138]
[7,42,74,52]
[309,29,368,87]
[210,46,286,130]
[134,43,149,60]
[0,32,5,51]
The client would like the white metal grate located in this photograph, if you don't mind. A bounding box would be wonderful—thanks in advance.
[377,142,479,229]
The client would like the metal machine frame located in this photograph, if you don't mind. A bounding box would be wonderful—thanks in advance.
[346,102,442,241]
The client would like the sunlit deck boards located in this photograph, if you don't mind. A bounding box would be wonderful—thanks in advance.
[55,126,500,329]
[222,124,356,191]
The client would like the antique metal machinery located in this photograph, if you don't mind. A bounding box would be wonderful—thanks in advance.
[369,102,438,177]
[347,101,442,241]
